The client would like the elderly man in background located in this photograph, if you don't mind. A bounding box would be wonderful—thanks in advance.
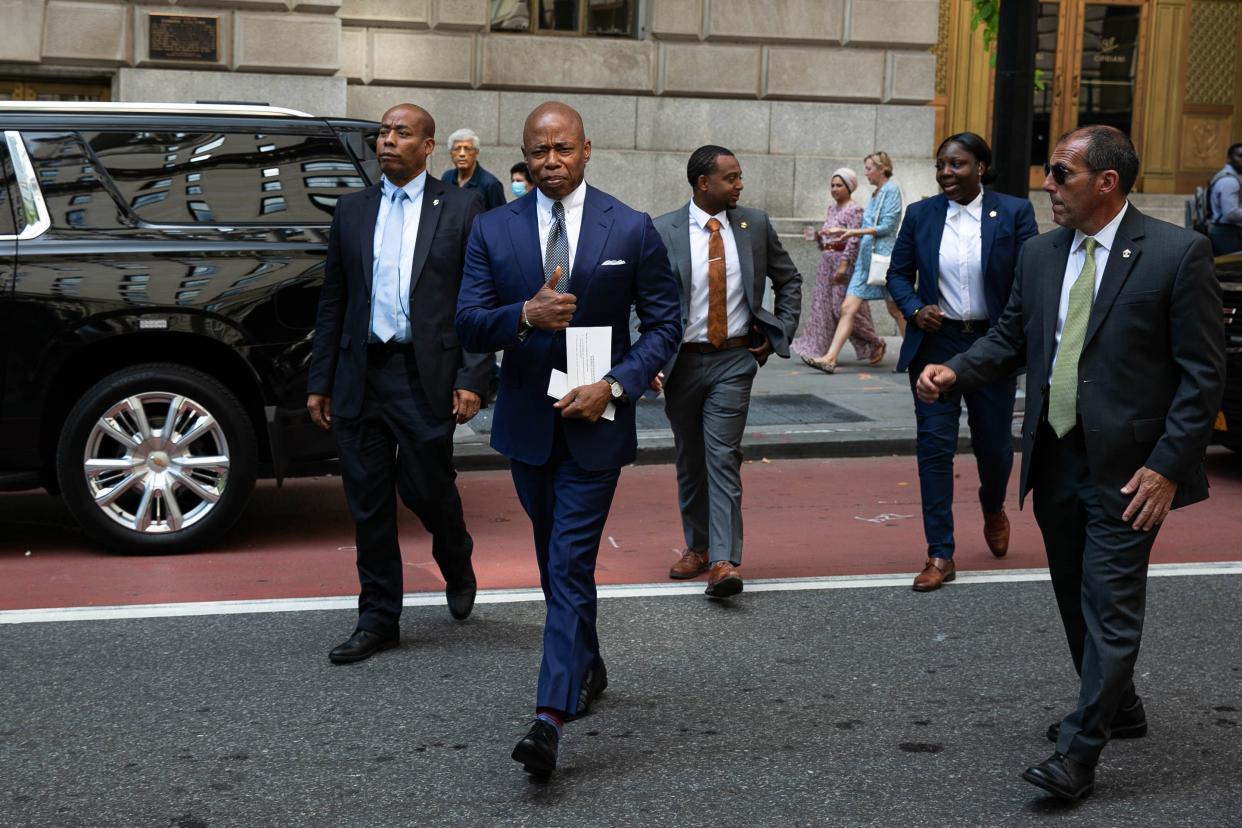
[441,127,507,211]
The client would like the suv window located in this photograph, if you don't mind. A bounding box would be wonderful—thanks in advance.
[0,138,18,236]
[85,130,364,225]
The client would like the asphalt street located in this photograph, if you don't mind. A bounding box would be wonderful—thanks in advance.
[2,574,1239,827]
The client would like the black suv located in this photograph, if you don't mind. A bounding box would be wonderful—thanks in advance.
[1216,252,1242,451]
[0,102,380,551]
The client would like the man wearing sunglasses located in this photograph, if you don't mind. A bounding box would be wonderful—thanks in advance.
[917,125,1224,801]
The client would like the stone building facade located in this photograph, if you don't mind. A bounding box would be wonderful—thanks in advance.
[0,0,943,218]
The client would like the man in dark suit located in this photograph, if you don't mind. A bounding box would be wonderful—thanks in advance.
[918,126,1225,800]
[456,101,681,777]
[651,145,801,597]
[308,103,490,665]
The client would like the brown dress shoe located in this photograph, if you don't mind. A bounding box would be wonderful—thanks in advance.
[705,561,743,597]
[669,548,710,580]
[912,557,955,592]
[983,509,1010,558]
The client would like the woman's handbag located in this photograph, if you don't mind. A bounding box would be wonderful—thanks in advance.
[866,252,890,287]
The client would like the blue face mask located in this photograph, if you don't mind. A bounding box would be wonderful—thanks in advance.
[511,180,527,197]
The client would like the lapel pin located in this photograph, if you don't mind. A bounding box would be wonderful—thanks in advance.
[989,210,997,218]
[432,198,440,206]
[1122,249,1131,258]
[739,221,748,229]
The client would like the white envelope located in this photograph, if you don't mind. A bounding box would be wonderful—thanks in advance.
[548,369,615,421]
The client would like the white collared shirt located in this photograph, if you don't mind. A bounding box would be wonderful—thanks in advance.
[685,200,749,343]
[371,171,427,342]
[535,179,587,276]
[937,190,985,321]
[1051,201,1130,369]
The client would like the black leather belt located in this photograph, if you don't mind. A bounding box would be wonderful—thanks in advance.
[938,318,989,334]
[367,340,414,361]
[680,335,751,354]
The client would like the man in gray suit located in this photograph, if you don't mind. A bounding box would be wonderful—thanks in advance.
[918,126,1224,801]
[652,145,801,597]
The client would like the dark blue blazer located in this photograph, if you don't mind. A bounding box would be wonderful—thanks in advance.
[455,185,682,471]
[887,190,1039,371]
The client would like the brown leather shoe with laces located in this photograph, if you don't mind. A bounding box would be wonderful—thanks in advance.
[983,509,1010,558]
[669,548,710,580]
[705,561,743,597]
[912,557,955,592]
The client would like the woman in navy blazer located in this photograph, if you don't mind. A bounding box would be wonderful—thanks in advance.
[887,133,1039,592]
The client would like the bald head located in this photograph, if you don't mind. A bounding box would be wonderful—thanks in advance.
[382,103,435,140]
[522,101,591,200]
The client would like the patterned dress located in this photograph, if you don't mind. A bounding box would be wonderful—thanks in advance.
[846,179,903,300]
[791,200,884,361]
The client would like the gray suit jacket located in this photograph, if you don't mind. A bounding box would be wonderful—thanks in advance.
[652,203,802,379]
[946,205,1225,520]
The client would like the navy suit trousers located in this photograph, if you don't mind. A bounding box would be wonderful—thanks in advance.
[907,326,1016,559]
[510,423,619,713]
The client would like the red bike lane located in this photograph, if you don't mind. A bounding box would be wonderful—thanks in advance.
[2,452,1240,611]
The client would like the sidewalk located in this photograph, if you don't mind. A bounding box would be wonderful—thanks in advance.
[453,336,1024,469]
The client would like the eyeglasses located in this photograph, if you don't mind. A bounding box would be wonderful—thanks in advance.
[1043,162,1094,185]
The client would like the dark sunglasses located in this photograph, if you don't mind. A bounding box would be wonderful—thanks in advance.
[1043,162,1095,185]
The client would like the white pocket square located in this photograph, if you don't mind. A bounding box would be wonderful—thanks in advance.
[601,259,627,266]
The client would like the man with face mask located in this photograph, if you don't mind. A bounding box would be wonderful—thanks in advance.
[510,162,534,199]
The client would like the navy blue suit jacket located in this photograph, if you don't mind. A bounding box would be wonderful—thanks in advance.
[887,190,1039,371]
[455,185,682,471]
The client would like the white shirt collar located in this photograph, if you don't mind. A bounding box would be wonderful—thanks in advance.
[381,171,426,202]
[947,188,984,220]
[689,199,728,231]
[1072,200,1129,254]
[536,178,588,216]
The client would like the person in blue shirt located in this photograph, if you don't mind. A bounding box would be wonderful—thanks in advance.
[441,127,507,211]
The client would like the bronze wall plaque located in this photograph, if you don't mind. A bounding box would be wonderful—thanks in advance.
[148,13,219,62]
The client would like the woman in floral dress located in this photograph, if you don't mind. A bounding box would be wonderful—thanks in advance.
[792,167,878,366]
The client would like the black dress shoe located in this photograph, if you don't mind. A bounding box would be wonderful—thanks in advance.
[1022,752,1095,801]
[569,664,608,720]
[445,562,477,621]
[328,628,398,664]
[511,720,559,778]
[1046,697,1147,743]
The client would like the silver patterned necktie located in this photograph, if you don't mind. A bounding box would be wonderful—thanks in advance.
[544,200,570,292]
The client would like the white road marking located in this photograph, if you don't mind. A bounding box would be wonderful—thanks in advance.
[2,561,1240,625]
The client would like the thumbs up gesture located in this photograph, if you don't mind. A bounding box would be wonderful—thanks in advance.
[523,266,577,330]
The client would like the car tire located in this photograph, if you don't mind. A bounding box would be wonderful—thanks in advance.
[56,363,257,553]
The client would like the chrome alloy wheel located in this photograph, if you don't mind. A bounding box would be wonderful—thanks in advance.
[82,392,231,534]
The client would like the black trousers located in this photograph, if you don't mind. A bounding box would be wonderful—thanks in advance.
[1030,421,1158,766]
[333,348,473,633]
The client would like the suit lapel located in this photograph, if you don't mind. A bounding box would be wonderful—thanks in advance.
[1041,227,1075,366]
[358,184,382,297]
[571,186,614,300]
[671,204,693,304]
[507,192,543,296]
[921,195,949,303]
[408,175,444,293]
[1082,205,1144,349]
[726,208,756,308]
[980,190,999,276]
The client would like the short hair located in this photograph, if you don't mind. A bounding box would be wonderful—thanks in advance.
[864,151,894,177]
[510,161,532,182]
[1060,125,1140,194]
[446,128,480,150]
[687,144,735,188]
[1229,142,1242,157]
[936,132,997,185]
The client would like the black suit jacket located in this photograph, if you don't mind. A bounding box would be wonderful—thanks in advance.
[308,175,489,420]
[946,205,1225,519]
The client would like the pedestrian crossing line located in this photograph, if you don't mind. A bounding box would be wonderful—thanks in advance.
[3,561,1240,624]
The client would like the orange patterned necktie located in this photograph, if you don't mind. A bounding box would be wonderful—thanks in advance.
[705,217,727,348]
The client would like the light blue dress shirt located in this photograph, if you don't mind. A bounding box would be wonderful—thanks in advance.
[370,172,426,343]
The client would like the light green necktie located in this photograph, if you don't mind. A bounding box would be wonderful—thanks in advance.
[1047,237,1098,437]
